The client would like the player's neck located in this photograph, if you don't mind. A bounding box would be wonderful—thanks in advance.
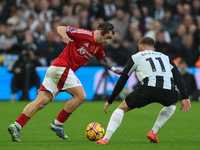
[139,49,154,52]
[139,45,155,52]
[93,30,100,43]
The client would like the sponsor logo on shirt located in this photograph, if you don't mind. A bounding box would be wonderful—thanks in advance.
[77,47,86,55]
[77,46,93,59]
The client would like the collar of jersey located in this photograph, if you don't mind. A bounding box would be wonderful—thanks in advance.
[91,31,96,44]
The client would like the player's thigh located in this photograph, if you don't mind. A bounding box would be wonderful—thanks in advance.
[125,86,152,109]
[62,68,82,90]
[66,86,86,101]
[118,100,132,112]
[156,88,178,106]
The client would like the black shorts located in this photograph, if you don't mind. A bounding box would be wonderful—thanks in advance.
[125,85,178,109]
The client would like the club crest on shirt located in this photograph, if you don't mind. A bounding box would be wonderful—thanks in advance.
[70,28,77,33]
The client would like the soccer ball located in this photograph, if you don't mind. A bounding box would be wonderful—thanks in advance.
[85,122,105,141]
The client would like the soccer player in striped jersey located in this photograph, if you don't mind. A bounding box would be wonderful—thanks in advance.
[8,23,123,142]
[96,37,191,144]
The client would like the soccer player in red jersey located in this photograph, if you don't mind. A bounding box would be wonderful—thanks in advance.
[8,22,123,142]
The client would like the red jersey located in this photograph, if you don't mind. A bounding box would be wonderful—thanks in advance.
[51,26,105,72]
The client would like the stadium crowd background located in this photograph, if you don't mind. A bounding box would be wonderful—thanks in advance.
[0,0,200,68]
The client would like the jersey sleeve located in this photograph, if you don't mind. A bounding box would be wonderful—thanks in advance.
[108,58,135,104]
[95,45,106,58]
[66,26,92,41]
[123,56,137,76]
[170,59,189,99]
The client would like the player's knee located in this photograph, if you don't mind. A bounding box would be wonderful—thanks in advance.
[35,98,51,110]
[118,100,131,112]
[77,92,86,103]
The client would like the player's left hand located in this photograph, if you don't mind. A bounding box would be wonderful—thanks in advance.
[114,69,123,75]
[180,99,191,112]
[104,102,111,114]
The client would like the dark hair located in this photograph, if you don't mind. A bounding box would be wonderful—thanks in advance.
[138,37,154,47]
[97,22,115,36]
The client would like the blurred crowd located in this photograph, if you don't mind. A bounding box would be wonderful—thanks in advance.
[0,0,200,68]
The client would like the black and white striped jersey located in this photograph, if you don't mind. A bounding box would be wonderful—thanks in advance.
[125,50,175,90]
[108,50,188,104]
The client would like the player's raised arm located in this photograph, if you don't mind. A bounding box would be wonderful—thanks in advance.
[96,57,122,74]
[56,26,74,44]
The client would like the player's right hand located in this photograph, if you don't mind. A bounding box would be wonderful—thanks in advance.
[62,36,74,44]
[180,99,191,113]
[114,69,123,75]
[104,102,110,114]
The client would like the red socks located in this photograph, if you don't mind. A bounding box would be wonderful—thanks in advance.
[15,110,70,127]
[56,109,71,123]
[16,113,29,127]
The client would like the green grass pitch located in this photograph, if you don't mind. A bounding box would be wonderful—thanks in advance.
[0,101,199,150]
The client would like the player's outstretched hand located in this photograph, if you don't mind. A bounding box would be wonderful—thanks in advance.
[104,102,111,114]
[180,99,191,113]
[62,35,74,44]
[114,69,123,75]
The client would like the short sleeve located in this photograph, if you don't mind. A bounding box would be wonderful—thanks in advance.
[94,45,106,58]
[66,26,92,41]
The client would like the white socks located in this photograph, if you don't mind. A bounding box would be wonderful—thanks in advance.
[152,105,176,134]
[102,105,176,140]
[14,121,22,130]
[103,108,125,140]
[53,119,63,125]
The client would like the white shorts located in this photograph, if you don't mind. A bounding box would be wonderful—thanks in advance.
[39,66,82,99]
